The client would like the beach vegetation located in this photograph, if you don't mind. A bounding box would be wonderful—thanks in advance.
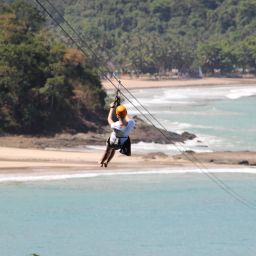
[0,1,107,134]
[1,0,256,133]
[32,0,256,77]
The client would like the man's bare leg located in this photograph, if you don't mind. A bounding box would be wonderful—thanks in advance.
[104,148,116,167]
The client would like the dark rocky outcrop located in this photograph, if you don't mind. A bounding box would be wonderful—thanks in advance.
[131,116,196,144]
[0,116,196,149]
[175,151,256,166]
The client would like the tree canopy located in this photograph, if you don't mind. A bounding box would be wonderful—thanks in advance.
[1,0,256,133]
[0,1,107,134]
[33,0,256,76]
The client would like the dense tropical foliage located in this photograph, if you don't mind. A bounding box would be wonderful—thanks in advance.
[0,1,106,134]
[40,0,256,76]
[1,0,256,134]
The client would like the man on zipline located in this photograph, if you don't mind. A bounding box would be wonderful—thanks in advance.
[100,102,135,167]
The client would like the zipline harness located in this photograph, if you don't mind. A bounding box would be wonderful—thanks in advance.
[34,0,256,210]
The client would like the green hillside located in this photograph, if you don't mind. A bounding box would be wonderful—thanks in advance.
[39,0,256,75]
[1,0,256,134]
[0,1,107,134]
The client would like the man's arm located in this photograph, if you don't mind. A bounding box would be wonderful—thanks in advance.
[107,105,115,125]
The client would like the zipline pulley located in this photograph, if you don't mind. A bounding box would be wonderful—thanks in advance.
[114,87,121,107]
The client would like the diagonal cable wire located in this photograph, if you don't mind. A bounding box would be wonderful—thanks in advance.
[34,0,256,209]
[35,0,256,209]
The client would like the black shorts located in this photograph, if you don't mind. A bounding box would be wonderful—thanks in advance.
[107,137,131,156]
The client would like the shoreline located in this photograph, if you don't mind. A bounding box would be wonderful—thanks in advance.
[0,146,255,183]
[1,79,255,182]
[1,167,256,183]
[102,77,256,90]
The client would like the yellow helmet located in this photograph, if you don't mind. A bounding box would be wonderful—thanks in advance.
[116,105,127,118]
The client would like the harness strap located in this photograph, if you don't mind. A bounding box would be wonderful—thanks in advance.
[114,89,121,107]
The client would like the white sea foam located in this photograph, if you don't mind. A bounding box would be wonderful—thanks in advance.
[226,88,256,99]
[85,139,212,156]
[169,121,193,130]
[111,84,256,152]
[132,139,213,154]
[162,87,226,101]
[190,133,229,151]
[129,85,256,106]
[168,121,232,131]
[132,142,178,154]
[167,121,237,133]
[169,110,241,116]
[0,167,255,183]
[75,135,212,154]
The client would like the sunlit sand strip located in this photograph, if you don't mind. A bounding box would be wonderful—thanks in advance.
[102,77,256,90]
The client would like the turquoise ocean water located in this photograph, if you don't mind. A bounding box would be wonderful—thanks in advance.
[1,84,256,255]
[127,84,256,152]
[1,173,256,256]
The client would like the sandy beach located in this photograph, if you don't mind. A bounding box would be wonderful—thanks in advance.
[0,146,187,172]
[1,77,256,181]
[0,145,256,183]
[102,77,256,90]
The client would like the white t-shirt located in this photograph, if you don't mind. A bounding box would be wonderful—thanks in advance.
[110,119,135,145]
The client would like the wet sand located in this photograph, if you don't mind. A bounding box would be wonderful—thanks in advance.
[1,77,255,181]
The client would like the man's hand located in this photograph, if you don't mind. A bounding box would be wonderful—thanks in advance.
[110,102,115,108]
